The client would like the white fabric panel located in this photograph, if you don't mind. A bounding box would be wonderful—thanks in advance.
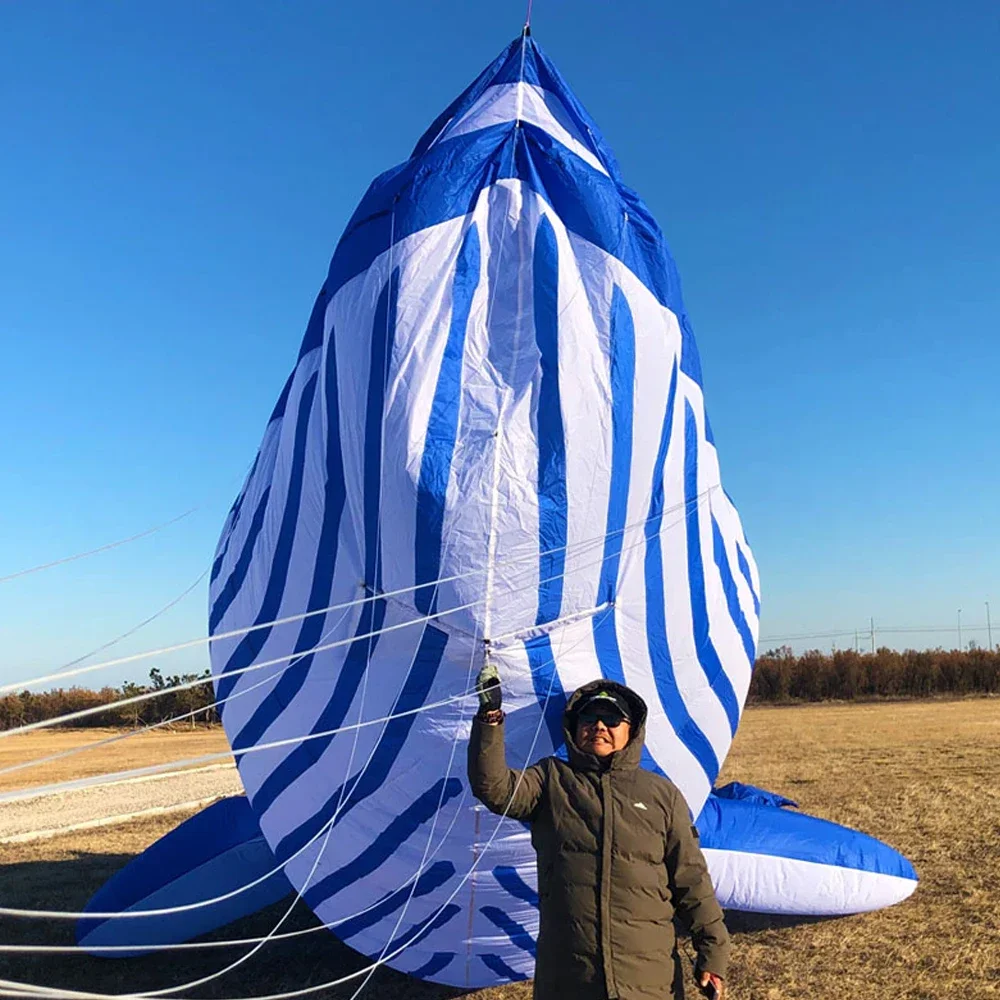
[438,83,609,177]
[546,204,613,624]
[703,848,919,916]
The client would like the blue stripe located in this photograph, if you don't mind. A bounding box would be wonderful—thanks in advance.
[711,515,757,669]
[273,624,450,863]
[591,286,634,691]
[325,104,705,384]
[406,952,455,980]
[209,487,271,630]
[480,906,537,958]
[373,903,462,959]
[492,866,538,908]
[249,593,386,815]
[480,953,529,982]
[266,369,295,425]
[643,362,719,784]
[683,401,740,735]
[524,634,567,754]
[248,273,398,805]
[737,543,761,617]
[215,371,319,705]
[696,796,917,881]
[414,223,480,615]
[232,318,347,753]
[333,861,455,941]
[211,452,262,585]
[364,269,399,591]
[597,285,635,607]
[302,778,462,910]
[534,216,567,627]
[521,215,568,751]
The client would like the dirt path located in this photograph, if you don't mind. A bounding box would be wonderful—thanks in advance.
[0,763,242,843]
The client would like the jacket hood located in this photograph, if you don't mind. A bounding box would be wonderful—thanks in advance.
[562,680,648,772]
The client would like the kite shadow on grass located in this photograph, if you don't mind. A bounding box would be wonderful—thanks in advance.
[0,853,468,1000]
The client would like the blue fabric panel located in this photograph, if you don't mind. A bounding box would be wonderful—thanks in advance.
[524,632,567,756]
[302,779,463,910]
[643,363,718,784]
[696,795,917,880]
[334,861,455,941]
[414,223,480,615]
[597,286,635,607]
[480,906,537,958]
[232,327,348,753]
[215,371,320,704]
[736,543,761,617]
[209,486,271,631]
[76,797,291,955]
[373,903,463,960]
[711,515,757,669]
[248,274,400,806]
[492,866,538,908]
[533,216,567,627]
[323,99,705,384]
[481,953,530,982]
[683,401,740,735]
[273,624,450,863]
[591,288,642,765]
[407,952,455,980]
[713,782,797,809]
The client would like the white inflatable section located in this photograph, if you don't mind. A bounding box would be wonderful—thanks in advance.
[703,848,919,916]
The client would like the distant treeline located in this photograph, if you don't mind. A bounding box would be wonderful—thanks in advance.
[749,646,1000,702]
[0,668,218,731]
[2,648,998,730]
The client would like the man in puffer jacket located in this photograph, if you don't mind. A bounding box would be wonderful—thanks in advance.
[468,667,729,1000]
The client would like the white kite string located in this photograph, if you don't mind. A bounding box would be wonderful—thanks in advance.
[51,569,210,677]
[0,613,583,998]
[0,510,198,585]
[0,489,713,798]
[8,467,495,993]
[0,491,627,933]
[0,487,709,700]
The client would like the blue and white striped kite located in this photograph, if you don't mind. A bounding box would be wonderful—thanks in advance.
[81,32,916,985]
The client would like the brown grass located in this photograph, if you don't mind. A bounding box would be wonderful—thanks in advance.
[0,700,996,998]
[0,727,232,792]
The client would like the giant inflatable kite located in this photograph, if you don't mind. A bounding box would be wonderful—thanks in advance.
[81,32,917,985]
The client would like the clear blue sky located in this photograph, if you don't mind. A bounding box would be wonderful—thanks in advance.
[2,0,997,687]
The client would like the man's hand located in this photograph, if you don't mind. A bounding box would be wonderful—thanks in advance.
[696,970,724,999]
[476,661,502,720]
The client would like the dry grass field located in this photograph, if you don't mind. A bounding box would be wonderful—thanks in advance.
[0,699,996,999]
[0,728,232,793]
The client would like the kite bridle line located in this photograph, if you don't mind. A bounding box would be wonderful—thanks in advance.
[0,597,597,999]
[0,486,713,701]
[0,509,198,586]
[0,486,718,803]
[0,606,594,1000]
[0,485,715,930]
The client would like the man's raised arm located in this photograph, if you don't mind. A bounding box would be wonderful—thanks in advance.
[466,663,546,822]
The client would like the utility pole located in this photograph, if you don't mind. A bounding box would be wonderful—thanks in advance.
[854,628,859,653]
[987,601,993,652]
[958,608,962,651]
[870,617,875,654]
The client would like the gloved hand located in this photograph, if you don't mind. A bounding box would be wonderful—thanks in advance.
[476,661,502,719]
[696,970,724,999]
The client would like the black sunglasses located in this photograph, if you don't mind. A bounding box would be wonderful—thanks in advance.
[578,710,628,729]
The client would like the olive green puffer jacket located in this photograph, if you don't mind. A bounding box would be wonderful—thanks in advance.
[468,679,729,1000]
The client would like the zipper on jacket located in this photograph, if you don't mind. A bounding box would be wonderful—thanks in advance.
[599,771,619,998]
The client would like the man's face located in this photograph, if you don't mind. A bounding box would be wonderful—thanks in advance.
[575,710,631,757]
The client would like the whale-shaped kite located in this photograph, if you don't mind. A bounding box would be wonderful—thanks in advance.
[81,32,916,984]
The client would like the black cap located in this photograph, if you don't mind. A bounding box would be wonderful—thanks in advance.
[576,689,631,722]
